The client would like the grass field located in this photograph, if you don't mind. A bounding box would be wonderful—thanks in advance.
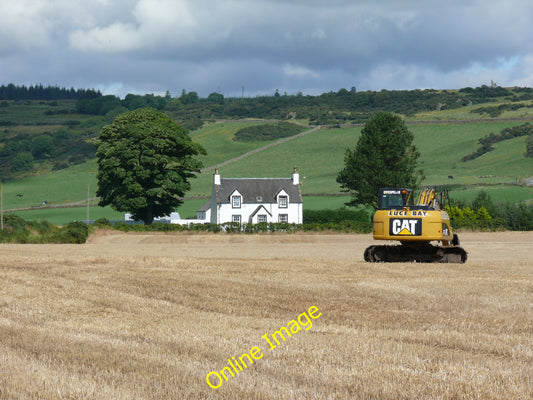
[449,184,533,204]
[0,231,531,399]
[0,100,92,126]
[411,121,533,184]
[2,161,99,210]
[9,205,124,224]
[190,121,281,167]
[3,118,533,224]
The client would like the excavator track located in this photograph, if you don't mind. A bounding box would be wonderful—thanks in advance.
[364,244,467,263]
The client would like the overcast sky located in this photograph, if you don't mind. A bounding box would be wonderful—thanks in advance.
[1,0,532,98]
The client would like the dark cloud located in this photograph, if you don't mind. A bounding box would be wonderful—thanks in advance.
[1,0,532,97]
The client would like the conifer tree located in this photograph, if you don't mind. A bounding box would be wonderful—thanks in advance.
[337,111,422,208]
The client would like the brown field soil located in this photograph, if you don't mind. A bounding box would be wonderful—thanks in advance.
[0,231,531,399]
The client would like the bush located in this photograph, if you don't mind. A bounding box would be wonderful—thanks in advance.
[502,202,533,230]
[526,134,533,157]
[52,161,69,171]
[11,152,34,172]
[444,190,533,231]
[0,215,64,243]
[54,221,88,244]
[233,122,304,142]
[93,218,112,228]
[471,190,498,217]
[27,220,57,235]
[31,134,53,159]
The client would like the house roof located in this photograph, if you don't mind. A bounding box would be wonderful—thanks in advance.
[198,200,211,212]
[215,178,302,204]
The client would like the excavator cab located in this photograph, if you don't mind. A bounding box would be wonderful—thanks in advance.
[378,188,414,209]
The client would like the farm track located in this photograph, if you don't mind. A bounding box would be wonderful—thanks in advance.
[200,125,322,172]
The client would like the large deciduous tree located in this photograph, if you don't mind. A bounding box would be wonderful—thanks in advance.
[96,107,206,225]
[337,111,422,208]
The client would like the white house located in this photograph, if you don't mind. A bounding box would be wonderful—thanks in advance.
[197,168,303,224]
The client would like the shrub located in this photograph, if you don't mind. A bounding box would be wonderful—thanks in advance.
[233,122,304,142]
[52,162,69,171]
[93,218,112,228]
[54,221,89,244]
[502,202,533,230]
[526,134,533,157]
[11,152,34,172]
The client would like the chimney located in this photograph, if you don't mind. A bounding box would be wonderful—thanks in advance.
[214,168,221,185]
[292,166,299,185]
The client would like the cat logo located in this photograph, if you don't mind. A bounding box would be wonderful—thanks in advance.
[389,218,422,236]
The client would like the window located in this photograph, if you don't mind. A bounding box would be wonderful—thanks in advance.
[232,215,241,223]
[278,195,288,208]
[278,214,288,223]
[256,196,262,202]
[258,214,267,223]
[197,211,206,220]
[232,195,241,208]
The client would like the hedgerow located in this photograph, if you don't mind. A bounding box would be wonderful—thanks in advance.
[1,192,530,245]
[446,190,533,231]
[0,216,89,243]
[109,220,373,234]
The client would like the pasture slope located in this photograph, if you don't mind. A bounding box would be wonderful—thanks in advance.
[5,118,533,224]
[0,231,531,399]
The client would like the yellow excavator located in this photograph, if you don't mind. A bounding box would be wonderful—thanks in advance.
[364,187,467,263]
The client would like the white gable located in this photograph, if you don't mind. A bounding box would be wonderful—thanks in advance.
[202,169,303,225]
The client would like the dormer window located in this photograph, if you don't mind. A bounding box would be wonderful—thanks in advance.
[232,195,241,208]
[257,196,262,202]
[278,195,288,208]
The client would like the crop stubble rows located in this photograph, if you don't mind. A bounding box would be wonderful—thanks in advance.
[0,232,531,399]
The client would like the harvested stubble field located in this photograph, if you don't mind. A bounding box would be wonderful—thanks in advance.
[0,231,531,400]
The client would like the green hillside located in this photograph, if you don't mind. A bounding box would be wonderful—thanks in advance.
[3,118,532,224]
[412,122,533,184]
[188,120,533,191]
[1,85,533,224]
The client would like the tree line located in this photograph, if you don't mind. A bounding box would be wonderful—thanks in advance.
[0,84,96,101]
[3,82,530,128]
[67,84,533,134]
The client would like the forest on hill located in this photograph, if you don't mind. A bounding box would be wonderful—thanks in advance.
[60,84,533,126]
[3,83,533,127]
